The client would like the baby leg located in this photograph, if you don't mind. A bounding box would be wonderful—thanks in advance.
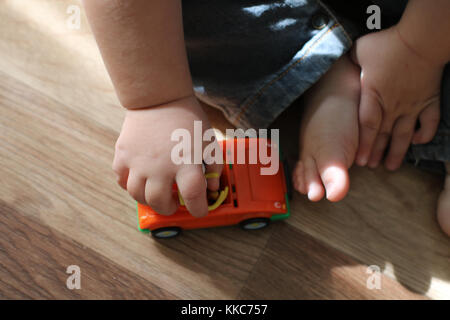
[293,54,360,202]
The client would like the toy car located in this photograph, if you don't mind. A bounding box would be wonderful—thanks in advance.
[137,138,291,238]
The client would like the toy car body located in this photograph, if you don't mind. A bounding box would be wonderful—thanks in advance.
[137,138,290,238]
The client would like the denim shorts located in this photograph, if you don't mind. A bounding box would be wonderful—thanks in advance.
[182,0,450,169]
[182,0,355,129]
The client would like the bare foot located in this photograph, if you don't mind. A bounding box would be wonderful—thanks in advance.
[437,162,450,236]
[293,54,360,202]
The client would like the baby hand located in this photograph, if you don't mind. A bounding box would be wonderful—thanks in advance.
[112,96,222,217]
[352,26,443,170]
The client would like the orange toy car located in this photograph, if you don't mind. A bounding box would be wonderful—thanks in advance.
[137,138,291,238]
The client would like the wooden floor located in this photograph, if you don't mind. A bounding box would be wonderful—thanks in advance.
[1,0,449,300]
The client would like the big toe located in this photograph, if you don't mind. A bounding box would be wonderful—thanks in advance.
[315,147,351,202]
[321,165,349,202]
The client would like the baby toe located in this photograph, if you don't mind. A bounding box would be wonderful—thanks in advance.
[320,166,349,202]
[293,161,307,194]
[304,157,325,202]
[314,148,350,202]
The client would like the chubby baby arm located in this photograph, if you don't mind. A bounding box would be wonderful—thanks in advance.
[83,0,222,217]
[83,0,193,107]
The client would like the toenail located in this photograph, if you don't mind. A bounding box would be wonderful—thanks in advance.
[357,156,368,166]
[325,182,335,196]
[308,184,322,200]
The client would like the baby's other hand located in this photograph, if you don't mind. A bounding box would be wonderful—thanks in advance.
[352,26,443,170]
[112,96,222,217]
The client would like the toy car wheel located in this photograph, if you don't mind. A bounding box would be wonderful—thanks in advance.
[240,218,270,231]
[151,227,181,239]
